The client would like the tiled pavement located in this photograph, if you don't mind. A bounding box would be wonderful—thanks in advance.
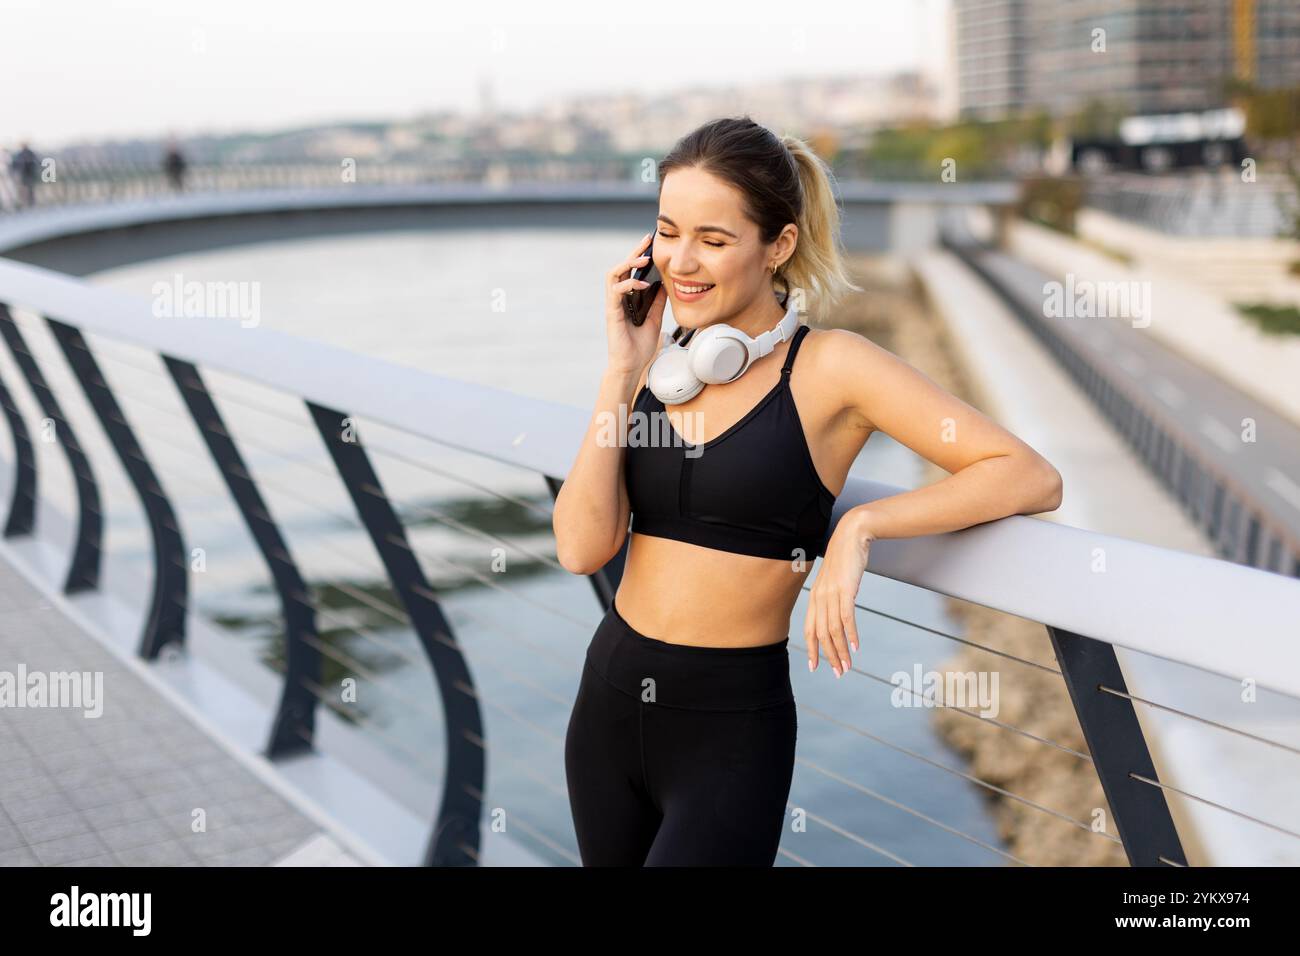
[0,557,365,866]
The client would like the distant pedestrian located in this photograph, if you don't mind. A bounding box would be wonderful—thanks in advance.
[10,143,39,208]
[163,141,187,192]
[0,149,14,211]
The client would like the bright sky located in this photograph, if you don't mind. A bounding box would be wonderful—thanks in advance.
[2,0,953,147]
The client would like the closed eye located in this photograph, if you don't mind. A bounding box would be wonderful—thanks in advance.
[657,230,725,248]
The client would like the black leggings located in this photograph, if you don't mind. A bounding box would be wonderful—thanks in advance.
[564,597,797,866]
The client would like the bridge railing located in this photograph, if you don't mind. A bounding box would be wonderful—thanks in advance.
[1081,170,1296,239]
[1,157,1019,215]
[0,158,643,211]
[0,254,1298,866]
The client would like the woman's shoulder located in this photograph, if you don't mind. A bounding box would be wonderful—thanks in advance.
[794,325,897,430]
[795,325,884,373]
[800,324,896,368]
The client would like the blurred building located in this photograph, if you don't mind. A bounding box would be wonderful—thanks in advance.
[954,0,1031,121]
[956,0,1300,121]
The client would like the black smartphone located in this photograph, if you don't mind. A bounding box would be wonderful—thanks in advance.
[622,233,662,326]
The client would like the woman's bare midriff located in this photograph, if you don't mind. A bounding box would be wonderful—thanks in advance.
[614,532,814,647]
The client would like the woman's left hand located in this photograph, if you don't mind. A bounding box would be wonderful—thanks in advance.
[804,507,877,678]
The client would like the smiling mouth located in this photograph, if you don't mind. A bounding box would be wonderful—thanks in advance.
[673,281,715,295]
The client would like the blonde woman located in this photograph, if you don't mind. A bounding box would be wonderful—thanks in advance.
[554,116,1062,866]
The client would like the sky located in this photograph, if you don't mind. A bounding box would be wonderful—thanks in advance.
[2,0,953,147]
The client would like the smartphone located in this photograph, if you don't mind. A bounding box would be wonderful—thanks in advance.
[622,233,662,326]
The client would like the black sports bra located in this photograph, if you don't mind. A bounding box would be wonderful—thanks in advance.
[624,323,838,561]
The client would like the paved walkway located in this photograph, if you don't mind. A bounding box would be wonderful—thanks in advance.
[0,556,363,866]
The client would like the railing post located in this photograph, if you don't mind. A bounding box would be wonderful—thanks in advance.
[163,357,322,757]
[0,367,36,537]
[307,401,484,866]
[1046,625,1188,866]
[0,305,101,593]
[46,318,187,658]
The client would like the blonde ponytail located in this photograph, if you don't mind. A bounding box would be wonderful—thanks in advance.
[779,134,863,324]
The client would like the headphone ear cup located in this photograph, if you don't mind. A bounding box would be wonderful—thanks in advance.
[688,326,749,385]
[647,343,705,405]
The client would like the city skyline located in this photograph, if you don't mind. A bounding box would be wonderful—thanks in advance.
[4,0,955,149]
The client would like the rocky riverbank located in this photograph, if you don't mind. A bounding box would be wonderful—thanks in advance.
[828,254,1127,867]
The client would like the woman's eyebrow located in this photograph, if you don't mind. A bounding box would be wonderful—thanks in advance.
[657,214,738,239]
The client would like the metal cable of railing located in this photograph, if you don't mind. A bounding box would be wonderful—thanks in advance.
[791,754,1032,866]
[843,663,1093,762]
[797,702,1124,843]
[1127,772,1300,842]
[784,800,916,866]
[850,599,1063,676]
[454,778,581,866]
[1099,684,1300,757]
[284,676,446,781]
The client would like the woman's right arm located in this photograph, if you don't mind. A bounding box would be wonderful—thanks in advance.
[553,233,668,575]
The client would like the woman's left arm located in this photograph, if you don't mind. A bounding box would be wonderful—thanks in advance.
[805,329,1063,677]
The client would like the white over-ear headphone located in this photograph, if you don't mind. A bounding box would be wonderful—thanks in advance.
[647,298,801,406]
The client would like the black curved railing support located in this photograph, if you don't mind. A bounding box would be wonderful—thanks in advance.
[307,400,484,867]
[0,365,36,537]
[0,305,101,593]
[46,318,187,658]
[164,356,322,758]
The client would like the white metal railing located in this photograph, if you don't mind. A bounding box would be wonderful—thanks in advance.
[1083,170,1297,238]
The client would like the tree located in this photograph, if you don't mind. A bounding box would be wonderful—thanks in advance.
[1066,99,1127,139]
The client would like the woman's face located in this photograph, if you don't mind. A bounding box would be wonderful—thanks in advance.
[655,167,794,328]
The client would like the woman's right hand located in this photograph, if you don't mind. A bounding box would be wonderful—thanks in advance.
[605,232,669,376]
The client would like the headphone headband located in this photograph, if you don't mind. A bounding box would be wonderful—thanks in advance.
[649,299,801,405]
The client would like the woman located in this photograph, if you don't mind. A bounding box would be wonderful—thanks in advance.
[553,116,1062,866]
